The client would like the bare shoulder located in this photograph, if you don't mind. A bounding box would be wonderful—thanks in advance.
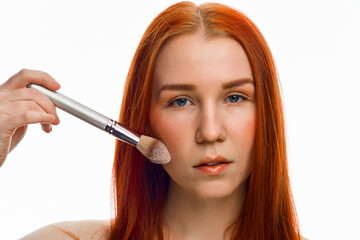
[20,219,111,240]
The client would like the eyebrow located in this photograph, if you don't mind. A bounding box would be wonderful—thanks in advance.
[222,78,254,89]
[157,78,254,95]
[158,83,196,94]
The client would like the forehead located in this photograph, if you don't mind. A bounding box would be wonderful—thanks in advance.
[152,33,253,89]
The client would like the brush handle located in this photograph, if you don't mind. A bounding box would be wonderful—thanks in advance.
[27,84,139,146]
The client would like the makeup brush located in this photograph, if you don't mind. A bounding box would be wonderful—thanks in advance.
[27,84,171,164]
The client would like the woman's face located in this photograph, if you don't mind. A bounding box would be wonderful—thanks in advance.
[149,33,256,199]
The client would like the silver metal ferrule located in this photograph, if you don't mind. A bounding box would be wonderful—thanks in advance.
[105,119,140,146]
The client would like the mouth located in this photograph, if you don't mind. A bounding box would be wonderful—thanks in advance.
[194,156,232,176]
[196,161,229,167]
[194,156,232,167]
[193,156,232,175]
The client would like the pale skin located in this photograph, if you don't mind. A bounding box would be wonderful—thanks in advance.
[150,33,256,239]
[1,33,258,239]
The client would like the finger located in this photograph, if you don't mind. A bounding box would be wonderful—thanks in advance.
[6,88,60,125]
[0,101,43,114]
[0,100,59,126]
[1,69,61,91]
[41,123,52,133]
[0,100,60,126]
[0,112,55,135]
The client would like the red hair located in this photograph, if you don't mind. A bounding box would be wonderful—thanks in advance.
[110,2,300,239]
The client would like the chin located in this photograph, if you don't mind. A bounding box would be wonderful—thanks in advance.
[190,180,243,200]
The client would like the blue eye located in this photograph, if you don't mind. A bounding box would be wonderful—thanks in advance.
[170,97,191,107]
[227,94,244,103]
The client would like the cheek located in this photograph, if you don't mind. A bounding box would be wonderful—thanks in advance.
[227,108,256,154]
[239,115,255,140]
[149,107,190,158]
[149,107,194,179]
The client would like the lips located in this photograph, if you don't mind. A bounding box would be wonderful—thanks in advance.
[193,156,232,175]
[194,156,232,167]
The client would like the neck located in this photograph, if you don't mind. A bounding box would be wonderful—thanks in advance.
[162,180,246,240]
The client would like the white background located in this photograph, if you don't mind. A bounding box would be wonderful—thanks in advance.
[0,0,359,239]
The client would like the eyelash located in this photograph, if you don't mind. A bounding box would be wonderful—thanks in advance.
[167,93,248,107]
[168,96,192,107]
[225,93,247,103]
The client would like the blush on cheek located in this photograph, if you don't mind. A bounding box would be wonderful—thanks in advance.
[150,111,186,154]
[229,114,256,161]
[149,107,166,138]
[231,115,255,137]
[161,123,186,153]
[245,116,256,136]
[243,116,256,164]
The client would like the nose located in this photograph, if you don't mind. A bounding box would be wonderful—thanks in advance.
[195,102,225,144]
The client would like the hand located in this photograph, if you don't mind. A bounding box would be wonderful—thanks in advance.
[0,69,61,167]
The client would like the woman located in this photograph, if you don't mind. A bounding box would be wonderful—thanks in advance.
[0,1,303,239]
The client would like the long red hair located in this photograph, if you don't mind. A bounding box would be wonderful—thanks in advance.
[110,1,300,239]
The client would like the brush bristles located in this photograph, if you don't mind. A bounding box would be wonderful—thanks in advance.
[136,135,171,164]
